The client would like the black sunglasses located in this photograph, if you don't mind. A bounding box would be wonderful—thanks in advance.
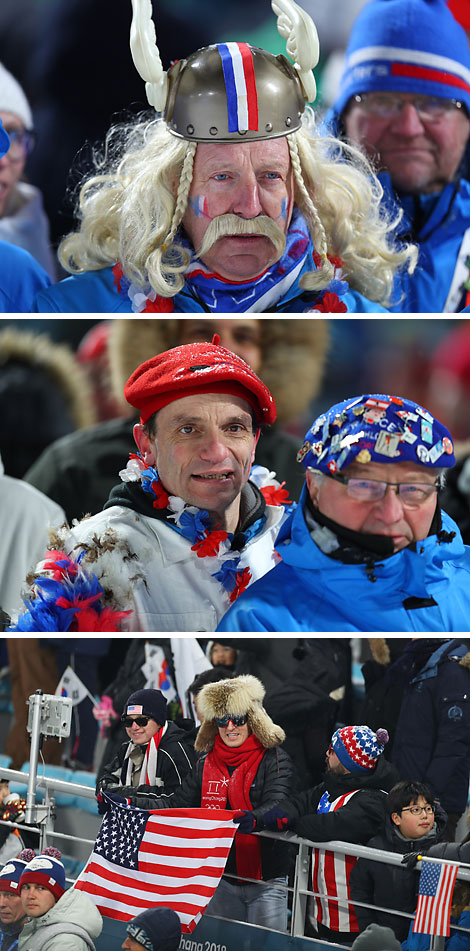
[121,716,151,727]
[215,714,248,727]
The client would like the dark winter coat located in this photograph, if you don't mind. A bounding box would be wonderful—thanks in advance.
[270,754,399,842]
[145,745,295,882]
[390,639,470,815]
[98,720,197,808]
[95,638,174,781]
[349,805,448,941]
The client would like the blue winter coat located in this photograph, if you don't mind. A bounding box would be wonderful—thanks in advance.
[0,240,51,313]
[32,249,388,313]
[217,486,470,633]
[323,108,470,314]
[403,909,470,951]
[391,639,470,814]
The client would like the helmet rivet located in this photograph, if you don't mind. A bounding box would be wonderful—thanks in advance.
[265,122,273,132]
[209,126,218,136]
[186,124,194,135]
[285,116,292,127]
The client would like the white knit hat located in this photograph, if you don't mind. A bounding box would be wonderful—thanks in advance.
[0,62,33,129]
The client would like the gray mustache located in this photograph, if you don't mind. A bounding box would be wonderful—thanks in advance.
[196,214,286,260]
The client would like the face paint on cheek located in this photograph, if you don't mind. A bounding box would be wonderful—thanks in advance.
[277,198,288,222]
[189,195,211,218]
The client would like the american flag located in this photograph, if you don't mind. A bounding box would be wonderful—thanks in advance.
[413,858,459,937]
[75,799,237,933]
[312,790,360,933]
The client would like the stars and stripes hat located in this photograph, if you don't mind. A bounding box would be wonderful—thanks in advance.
[19,848,65,901]
[334,0,470,116]
[124,337,277,426]
[331,725,389,774]
[297,393,455,474]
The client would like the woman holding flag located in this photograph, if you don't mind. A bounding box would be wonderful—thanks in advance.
[137,674,294,931]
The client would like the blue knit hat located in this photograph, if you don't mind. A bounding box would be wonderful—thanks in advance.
[297,393,455,473]
[126,907,181,951]
[0,858,28,894]
[331,725,389,773]
[334,0,470,116]
[0,117,9,159]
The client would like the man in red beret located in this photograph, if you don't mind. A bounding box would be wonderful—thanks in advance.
[10,338,289,633]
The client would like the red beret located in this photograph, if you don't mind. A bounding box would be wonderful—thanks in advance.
[124,338,277,425]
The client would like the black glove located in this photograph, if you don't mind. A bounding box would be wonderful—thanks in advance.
[262,806,292,831]
[401,852,420,869]
[97,791,128,815]
[234,811,256,834]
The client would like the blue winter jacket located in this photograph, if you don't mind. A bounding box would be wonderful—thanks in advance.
[0,240,51,313]
[32,248,388,313]
[403,909,470,951]
[323,108,470,313]
[217,486,470,633]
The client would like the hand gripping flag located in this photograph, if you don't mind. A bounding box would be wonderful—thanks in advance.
[75,799,238,933]
[413,857,459,937]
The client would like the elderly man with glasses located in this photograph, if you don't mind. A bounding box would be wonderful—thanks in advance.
[217,392,470,632]
[326,0,470,312]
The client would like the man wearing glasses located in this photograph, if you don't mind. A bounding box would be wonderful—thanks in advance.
[97,688,196,810]
[217,392,470,632]
[326,0,470,312]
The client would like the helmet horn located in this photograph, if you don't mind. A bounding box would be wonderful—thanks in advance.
[272,0,319,102]
[130,0,169,112]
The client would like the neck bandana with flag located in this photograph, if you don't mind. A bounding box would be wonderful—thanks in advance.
[75,798,238,933]
[413,858,459,937]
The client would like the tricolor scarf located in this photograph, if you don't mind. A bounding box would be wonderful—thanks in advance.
[202,734,266,881]
[121,724,166,787]
[112,208,349,313]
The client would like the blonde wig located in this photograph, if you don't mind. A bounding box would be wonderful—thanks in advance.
[59,110,416,305]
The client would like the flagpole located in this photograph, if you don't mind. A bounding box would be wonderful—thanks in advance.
[416,854,470,870]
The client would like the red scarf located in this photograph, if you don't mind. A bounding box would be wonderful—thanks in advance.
[201,733,266,881]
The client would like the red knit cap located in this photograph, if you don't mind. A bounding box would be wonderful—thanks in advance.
[124,336,277,425]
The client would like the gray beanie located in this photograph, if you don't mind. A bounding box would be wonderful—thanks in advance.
[352,925,402,951]
[0,62,33,129]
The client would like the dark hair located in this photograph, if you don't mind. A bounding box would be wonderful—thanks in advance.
[387,781,435,816]
[189,666,235,697]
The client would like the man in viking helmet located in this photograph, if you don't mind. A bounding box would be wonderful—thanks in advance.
[34,0,416,313]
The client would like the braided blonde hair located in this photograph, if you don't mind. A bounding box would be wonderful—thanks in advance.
[58,111,415,304]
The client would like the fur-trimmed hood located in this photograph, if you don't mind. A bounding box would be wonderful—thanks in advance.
[107,319,329,426]
[0,326,96,430]
[195,674,285,752]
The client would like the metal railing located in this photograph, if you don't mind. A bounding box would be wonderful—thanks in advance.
[1,763,470,951]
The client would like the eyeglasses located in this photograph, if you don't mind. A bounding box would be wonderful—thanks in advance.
[215,714,248,727]
[401,805,435,816]
[121,716,151,728]
[353,93,464,122]
[2,128,35,162]
[326,472,439,506]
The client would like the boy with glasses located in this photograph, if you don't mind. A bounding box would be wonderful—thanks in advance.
[96,688,196,810]
[350,781,448,941]
[217,392,470,632]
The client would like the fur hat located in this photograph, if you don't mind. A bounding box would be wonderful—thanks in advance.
[107,319,329,427]
[195,674,285,752]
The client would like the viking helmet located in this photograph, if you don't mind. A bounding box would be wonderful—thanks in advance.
[129,0,319,141]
